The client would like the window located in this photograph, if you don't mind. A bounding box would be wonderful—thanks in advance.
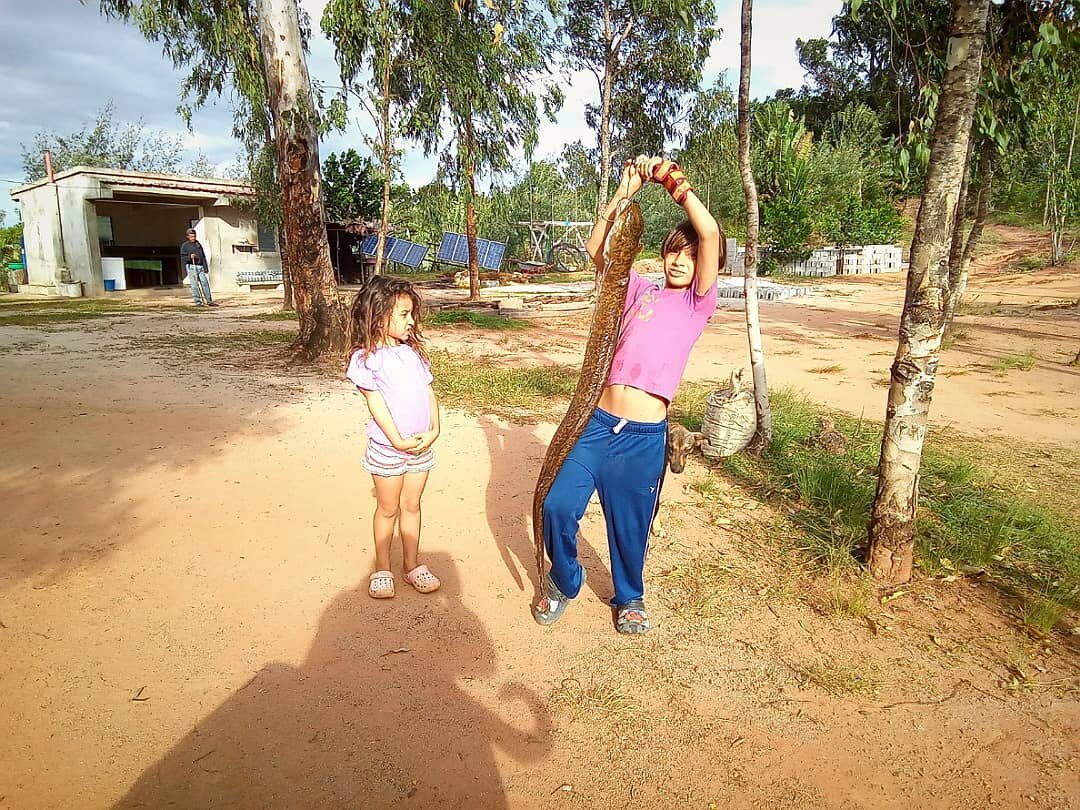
[97,216,113,245]
[257,224,278,253]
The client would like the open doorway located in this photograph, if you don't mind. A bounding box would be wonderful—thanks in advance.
[95,199,203,288]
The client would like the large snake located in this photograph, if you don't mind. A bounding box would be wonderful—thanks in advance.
[532,197,644,585]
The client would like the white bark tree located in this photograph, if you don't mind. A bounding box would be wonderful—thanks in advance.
[736,0,772,452]
[868,0,992,584]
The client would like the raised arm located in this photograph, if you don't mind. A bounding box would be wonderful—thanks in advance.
[585,162,645,276]
[682,189,721,296]
[635,156,721,296]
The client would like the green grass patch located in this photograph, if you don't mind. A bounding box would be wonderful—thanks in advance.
[1006,255,1047,274]
[717,389,1080,625]
[988,210,1048,229]
[0,298,196,326]
[426,308,529,329]
[0,299,146,326]
[429,350,576,419]
[992,349,1037,372]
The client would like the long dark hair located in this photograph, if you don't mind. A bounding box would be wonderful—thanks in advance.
[347,275,427,365]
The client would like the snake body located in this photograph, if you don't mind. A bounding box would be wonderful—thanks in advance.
[532,198,644,585]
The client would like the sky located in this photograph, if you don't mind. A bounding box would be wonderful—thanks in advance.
[0,0,842,223]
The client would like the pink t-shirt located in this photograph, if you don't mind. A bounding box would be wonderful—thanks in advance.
[347,344,433,446]
[606,272,718,403]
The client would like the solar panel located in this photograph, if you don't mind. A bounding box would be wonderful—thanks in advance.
[436,231,506,270]
[360,235,428,268]
[403,243,428,267]
[388,239,410,263]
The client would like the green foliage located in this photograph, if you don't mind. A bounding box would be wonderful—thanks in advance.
[761,198,814,262]
[822,194,904,248]
[562,0,715,200]
[97,0,281,229]
[720,391,1080,620]
[0,213,23,266]
[678,77,743,229]
[322,149,382,222]
[396,1,558,187]
[425,309,528,329]
[20,100,185,180]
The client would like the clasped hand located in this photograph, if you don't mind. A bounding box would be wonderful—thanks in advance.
[617,154,666,197]
[392,429,438,455]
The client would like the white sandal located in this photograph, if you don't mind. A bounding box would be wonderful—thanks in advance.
[369,570,395,599]
[404,564,441,593]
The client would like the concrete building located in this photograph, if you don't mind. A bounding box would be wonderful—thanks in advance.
[9,167,282,297]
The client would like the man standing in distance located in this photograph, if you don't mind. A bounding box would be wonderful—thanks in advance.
[181,227,217,307]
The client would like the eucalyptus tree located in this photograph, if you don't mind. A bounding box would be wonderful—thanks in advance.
[867,0,991,585]
[1027,62,1080,265]
[737,0,771,452]
[392,0,559,300]
[561,0,716,215]
[322,0,414,274]
[98,0,348,360]
[20,100,185,180]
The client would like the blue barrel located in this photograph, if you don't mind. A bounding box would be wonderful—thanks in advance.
[104,279,117,292]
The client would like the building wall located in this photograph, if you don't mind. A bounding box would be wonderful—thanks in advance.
[201,206,280,293]
[17,184,64,287]
[15,174,281,296]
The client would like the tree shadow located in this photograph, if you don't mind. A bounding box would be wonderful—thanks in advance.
[479,416,613,606]
[113,553,552,809]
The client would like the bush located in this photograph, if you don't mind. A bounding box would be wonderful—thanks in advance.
[762,198,814,261]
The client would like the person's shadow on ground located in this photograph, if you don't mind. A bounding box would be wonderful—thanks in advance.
[479,416,613,605]
[114,553,551,809]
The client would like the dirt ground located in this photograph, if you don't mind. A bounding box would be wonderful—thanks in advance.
[1,223,1078,809]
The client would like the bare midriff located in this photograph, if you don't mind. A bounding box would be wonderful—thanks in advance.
[597,383,668,424]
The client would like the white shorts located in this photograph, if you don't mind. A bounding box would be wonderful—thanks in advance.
[362,440,435,477]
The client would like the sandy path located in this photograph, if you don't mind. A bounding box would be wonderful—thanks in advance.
[1,237,1078,808]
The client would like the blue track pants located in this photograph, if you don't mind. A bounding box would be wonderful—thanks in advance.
[542,408,666,607]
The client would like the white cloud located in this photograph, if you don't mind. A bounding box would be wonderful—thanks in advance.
[0,0,842,222]
[706,0,841,94]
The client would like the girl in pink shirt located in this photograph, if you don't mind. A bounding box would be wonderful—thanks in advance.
[347,276,442,599]
[536,155,724,634]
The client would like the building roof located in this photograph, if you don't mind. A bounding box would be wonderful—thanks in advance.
[9,166,257,200]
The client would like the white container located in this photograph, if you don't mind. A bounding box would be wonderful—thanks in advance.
[57,281,84,298]
[101,257,127,291]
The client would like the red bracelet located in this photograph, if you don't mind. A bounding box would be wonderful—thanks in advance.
[651,160,695,205]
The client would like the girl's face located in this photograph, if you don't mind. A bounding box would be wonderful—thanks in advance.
[383,294,415,344]
[663,247,697,289]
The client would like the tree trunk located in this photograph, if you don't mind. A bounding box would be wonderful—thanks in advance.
[1050,87,1080,266]
[737,0,771,453]
[868,0,990,586]
[597,52,615,219]
[374,2,392,278]
[280,228,294,310]
[954,140,995,304]
[463,120,480,302]
[942,135,975,336]
[256,0,349,361]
